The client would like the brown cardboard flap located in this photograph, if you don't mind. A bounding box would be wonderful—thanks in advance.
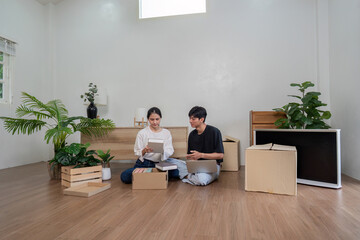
[247,143,273,150]
[272,144,296,151]
[224,136,240,143]
[247,143,296,151]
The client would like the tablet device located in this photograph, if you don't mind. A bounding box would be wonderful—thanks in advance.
[147,138,164,153]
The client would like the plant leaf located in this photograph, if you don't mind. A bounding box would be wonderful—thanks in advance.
[76,118,115,137]
[301,81,315,89]
[288,95,301,99]
[21,92,56,116]
[0,117,47,135]
[322,111,331,119]
[15,105,52,120]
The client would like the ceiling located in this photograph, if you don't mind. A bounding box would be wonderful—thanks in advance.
[36,0,64,5]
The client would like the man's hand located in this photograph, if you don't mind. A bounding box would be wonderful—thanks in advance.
[186,150,203,160]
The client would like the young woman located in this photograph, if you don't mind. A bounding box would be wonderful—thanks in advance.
[120,107,179,184]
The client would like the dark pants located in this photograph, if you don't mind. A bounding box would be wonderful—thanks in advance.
[120,159,179,184]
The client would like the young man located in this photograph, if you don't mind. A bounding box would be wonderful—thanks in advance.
[167,106,224,185]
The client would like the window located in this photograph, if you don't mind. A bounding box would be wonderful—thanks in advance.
[139,0,206,19]
[0,37,16,104]
[0,52,4,100]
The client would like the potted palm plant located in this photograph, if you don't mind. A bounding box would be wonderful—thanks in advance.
[97,149,114,180]
[0,92,115,179]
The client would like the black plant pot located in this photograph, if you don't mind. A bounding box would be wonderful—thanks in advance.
[87,102,98,119]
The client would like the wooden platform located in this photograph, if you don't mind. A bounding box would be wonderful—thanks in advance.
[1,162,360,239]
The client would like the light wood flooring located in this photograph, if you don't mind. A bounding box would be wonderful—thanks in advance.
[1,162,360,240]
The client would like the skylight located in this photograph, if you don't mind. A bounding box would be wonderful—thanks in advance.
[139,0,206,19]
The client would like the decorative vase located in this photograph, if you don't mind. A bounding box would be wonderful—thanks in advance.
[87,102,97,119]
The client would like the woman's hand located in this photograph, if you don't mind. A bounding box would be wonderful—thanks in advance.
[142,145,153,156]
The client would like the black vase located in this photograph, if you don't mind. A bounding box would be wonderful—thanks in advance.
[87,102,97,119]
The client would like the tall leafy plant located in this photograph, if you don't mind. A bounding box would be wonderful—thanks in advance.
[273,81,331,129]
[0,92,115,153]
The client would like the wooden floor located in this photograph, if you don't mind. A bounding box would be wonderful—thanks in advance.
[1,162,360,240]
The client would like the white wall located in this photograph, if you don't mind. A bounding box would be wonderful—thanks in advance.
[329,0,360,180]
[0,0,53,169]
[53,0,330,165]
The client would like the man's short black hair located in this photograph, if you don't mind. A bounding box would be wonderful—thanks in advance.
[188,106,207,122]
[147,107,162,119]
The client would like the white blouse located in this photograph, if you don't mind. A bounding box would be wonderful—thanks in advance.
[134,126,174,162]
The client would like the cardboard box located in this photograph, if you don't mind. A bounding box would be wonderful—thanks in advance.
[132,168,168,190]
[222,136,240,171]
[245,143,297,195]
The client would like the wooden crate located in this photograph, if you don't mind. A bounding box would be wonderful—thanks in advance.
[61,165,102,188]
[249,111,286,145]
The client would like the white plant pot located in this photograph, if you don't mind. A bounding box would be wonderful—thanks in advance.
[102,167,111,180]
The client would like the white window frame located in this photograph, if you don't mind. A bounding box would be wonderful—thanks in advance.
[0,37,15,104]
[139,0,206,19]
[0,52,12,104]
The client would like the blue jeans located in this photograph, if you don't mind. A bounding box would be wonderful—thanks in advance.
[120,159,180,184]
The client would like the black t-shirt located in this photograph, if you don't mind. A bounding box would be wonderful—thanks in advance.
[187,125,224,164]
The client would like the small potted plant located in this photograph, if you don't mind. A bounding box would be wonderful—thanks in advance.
[97,149,114,180]
[81,83,98,119]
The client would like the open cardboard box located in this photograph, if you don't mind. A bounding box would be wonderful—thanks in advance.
[222,136,240,171]
[245,143,297,195]
[132,168,168,190]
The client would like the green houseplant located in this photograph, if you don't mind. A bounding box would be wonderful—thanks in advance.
[81,82,98,103]
[273,81,331,129]
[97,149,114,168]
[51,143,100,168]
[97,149,114,180]
[54,143,103,187]
[0,92,115,178]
